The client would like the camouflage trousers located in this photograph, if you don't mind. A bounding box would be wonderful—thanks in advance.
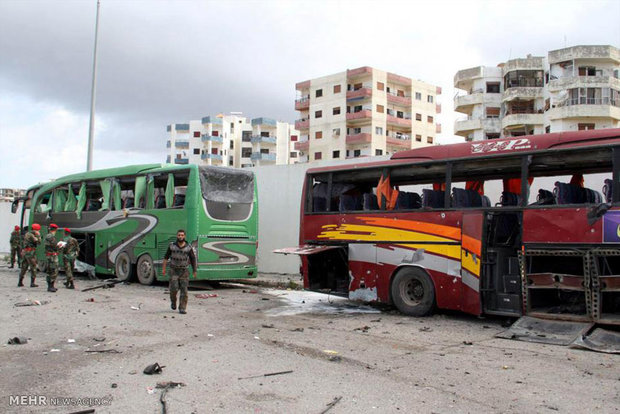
[46,256,58,284]
[169,267,189,311]
[10,246,21,267]
[64,255,76,283]
[19,255,37,280]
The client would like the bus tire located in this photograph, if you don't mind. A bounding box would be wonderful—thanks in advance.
[391,267,436,317]
[136,254,156,285]
[115,252,133,281]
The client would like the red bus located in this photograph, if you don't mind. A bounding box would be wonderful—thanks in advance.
[277,128,620,327]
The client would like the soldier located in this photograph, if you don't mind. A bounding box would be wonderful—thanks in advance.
[162,229,196,314]
[62,228,79,289]
[9,225,22,268]
[18,223,42,287]
[45,223,61,292]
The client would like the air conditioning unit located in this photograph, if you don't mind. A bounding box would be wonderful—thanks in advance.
[299,151,305,156]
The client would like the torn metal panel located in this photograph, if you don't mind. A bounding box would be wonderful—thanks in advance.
[496,316,593,346]
[569,328,620,354]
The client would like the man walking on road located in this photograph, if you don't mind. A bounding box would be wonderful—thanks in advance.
[9,225,22,268]
[18,223,41,287]
[162,229,196,314]
[45,223,61,292]
[62,228,79,289]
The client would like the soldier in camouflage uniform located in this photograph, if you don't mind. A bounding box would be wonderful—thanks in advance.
[45,223,61,292]
[9,225,22,268]
[18,223,41,287]
[62,228,79,289]
[162,229,196,314]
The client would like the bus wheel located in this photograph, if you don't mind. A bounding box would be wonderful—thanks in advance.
[391,268,436,317]
[136,254,156,285]
[115,252,133,281]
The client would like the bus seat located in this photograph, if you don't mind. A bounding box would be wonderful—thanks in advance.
[395,192,421,209]
[313,197,327,212]
[537,189,555,205]
[339,194,362,212]
[603,179,613,202]
[500,191,520,206]
[422,189,445,208]
[584,188,602,204]
[155,195,167,209]
[554,182,602,204]
[173,194,185,208]
[482,195,491,207]
[363,193,379,210]
[86,199,101,211]
[123,197,134,209]
[451,188,482,208]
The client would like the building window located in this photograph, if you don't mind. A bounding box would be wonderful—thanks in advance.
[242,148,252,157]
[352,127,361,134]
[375,127,383,135]
[427,95,433,103]
[316,89,323,97]
[415,113,422,121]
[260,148,269,154]
[377,82,384,91]
[545,126,551,134]
[415,134,422,142]
[578,66,598,76]
[353,83,362,91]
[397,90,405,97]
[314,152,322,160]
[486,82,500,93]
[193,148,200,154]
[333,128,340,136]
[315,110,322,118]
[261,131,269,137]
[230,122,234,130]
[375,149,383,156]
[212,130,219,136]
[333,84,341,94]
[397,111,404,118]
[290,135,298,142]
[427,136,433,144]
[376,104,384,113]
[486,107,500,118]
[333,107,341,115]
[193,131,200,138]
[230,141,234,149]
[333,150,340,159]
[427,116,433,123]
[486,133,500,139]
[415,92,421,100]
[578,123,595,130]
[290,152,297,158]
[315,131,323,139]
[354,149,361,157]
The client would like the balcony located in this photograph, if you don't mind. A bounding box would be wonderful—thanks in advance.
[346,110,372,122]
[251,135,277,144]
[346,133,372,144]
[296,80,311,91]
[548,45,620,64]
[386,135,411,148]
[436,123,442,133]
[481,118,501,133]
[251,117,277,127]
[436,104,442,114]
[387,92,411,106]
[251,152,276,162]
[502,87,544,102]
[346,87,372,101]
[166,140,171,148]
[174,158,189,165]
[548,75,620,92]
[501,113,544,130]
[174,123,190,131]
[503,57,545,74]
[547,101,620,121]
[166,155,171,163]
[294,140,309,151]
[454,118,482,136]
[454,66,484,88]
[347,66,372,79]
[201,134,223,143]
[387,72,412,86]
[386,114,412,127]
[295,96,310,110]
[175,140,190,149]
[295,118,309,130]
[201,116,223,125]
[297,155,309,163]
[201,153,222,161]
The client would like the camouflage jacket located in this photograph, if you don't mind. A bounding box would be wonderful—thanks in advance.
[45,233,60,255]
[63,237,79,258]
[23,231,41,254]
[10,230,21,248]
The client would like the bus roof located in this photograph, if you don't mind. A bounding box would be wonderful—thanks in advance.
[305,128,620,175]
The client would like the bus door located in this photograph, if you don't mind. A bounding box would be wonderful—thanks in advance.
[461,211,485,315]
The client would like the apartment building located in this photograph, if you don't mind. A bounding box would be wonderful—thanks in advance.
[454,45,620,141]
[166,114,299,168]
[294,66,441,163]
[0,188,25,202]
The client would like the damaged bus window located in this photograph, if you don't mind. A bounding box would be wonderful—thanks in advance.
[199,166,254,220]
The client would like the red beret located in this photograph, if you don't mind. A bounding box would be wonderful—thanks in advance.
[49,223,58,230]
[32,223,41,230]
[64,228,71,233]
[14,225,20,230]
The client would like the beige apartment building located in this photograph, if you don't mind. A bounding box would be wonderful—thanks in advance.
[454,45,620,141]
[166,114,299,168]
[294,66,441,162]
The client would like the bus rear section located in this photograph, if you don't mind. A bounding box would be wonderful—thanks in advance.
[196,166,258,280]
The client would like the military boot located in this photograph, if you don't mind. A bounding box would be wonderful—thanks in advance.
[67,282,75,290]
[47,282,57,293]
[17,277,24,287]
[30,278,38,288]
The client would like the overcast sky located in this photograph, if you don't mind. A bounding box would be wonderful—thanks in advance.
[0,0,618,188]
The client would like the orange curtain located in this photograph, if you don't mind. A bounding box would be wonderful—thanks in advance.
[466,181,485,195]
[570,174,584,187]
[377,175,399,210]
[432,182,445,191]
[503,178,534,195]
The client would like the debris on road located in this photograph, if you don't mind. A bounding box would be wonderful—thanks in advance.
[85,349,121,354]
[156,381,186,388]
[85,298,95,302]
[320,396,343,414]
[68,339,76,343]
[238,370,293,380]
[463,341,473,345]
[290,327,304,332]
[7,337,28,345]
[354,325,371,333]
[143,362,164,375]
[419,326,433,332]
[195,293,218,299]
[323,350,338,355]
[262,324,275,328]
[158,381,186,414]
[93,337,106,342]
[81,279,124,292]
[130,303,142,310]
[14,299,50,307]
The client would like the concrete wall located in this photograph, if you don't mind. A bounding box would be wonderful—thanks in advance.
[0,202,27,254]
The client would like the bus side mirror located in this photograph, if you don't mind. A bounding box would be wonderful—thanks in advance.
[11,200,18,214]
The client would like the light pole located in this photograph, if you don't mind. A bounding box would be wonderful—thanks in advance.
[86,0,101,171]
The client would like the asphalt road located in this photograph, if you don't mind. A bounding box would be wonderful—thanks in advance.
[0,266,618,413]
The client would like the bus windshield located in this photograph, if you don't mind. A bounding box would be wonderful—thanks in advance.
[199,166,254,204]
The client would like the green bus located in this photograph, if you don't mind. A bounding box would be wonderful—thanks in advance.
[12,164,258,284]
